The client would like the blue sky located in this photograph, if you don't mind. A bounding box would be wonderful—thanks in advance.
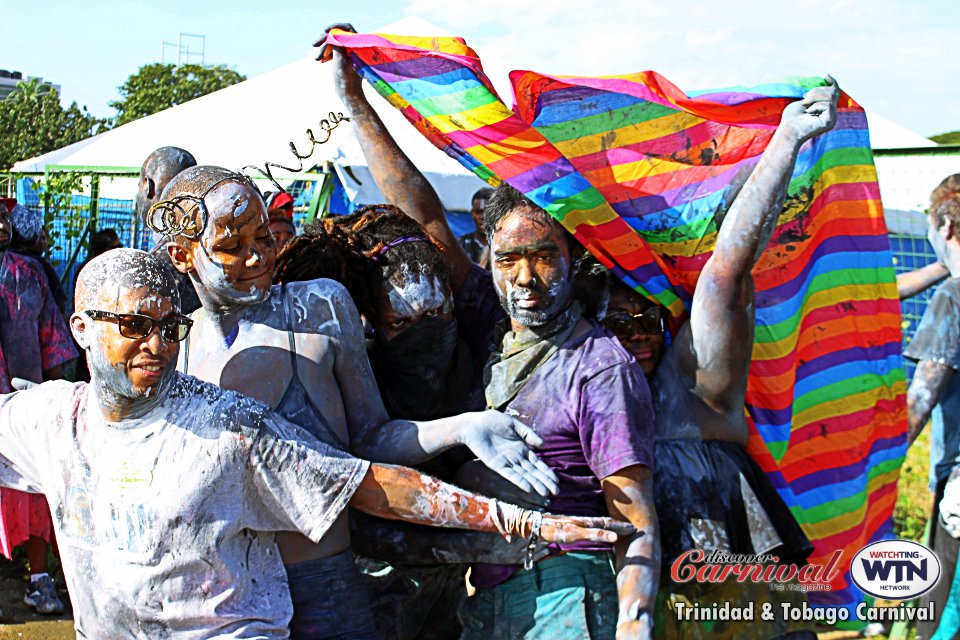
[1,0,957,136]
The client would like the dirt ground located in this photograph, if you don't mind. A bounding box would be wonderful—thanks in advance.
[0,556,72,640]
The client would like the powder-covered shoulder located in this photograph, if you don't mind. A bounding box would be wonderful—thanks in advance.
[14,378,82,402]
[281,278,363,336]
[166,373,271,436]
[0,379,82,433]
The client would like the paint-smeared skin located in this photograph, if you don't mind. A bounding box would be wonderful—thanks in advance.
[350,511,550,565]
[601,465,660,638]
[349,464,633,545]
[908,359,954,444]
[898,262,950,300]
[667,81,839,444]
[322,31,475,293]
[385,270,450,318]
[181,277,377,562]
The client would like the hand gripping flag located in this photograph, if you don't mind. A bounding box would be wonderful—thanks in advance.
[326,29,907,623]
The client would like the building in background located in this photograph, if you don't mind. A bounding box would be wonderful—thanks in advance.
[0,70,59,101]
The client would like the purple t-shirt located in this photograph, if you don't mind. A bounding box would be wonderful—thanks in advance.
[472,320,656,587]
[0,252,77,386]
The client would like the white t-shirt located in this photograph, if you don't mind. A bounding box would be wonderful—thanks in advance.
[0,374,369,638]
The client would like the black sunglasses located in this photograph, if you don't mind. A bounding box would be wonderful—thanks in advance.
[602,307,665,338]
[84,310,193,342]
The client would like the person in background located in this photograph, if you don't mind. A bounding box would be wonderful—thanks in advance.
[0,200,77,615]
[266,191,296,221]
[269,216,297,251]
[458,187,495,269]
[902,174,960,640]
[136,146,201,315]
[76,228,122,277]
[8,204,67,313]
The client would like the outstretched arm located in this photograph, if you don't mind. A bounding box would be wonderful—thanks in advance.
[684,80,839,413]
[350,511,550,565]
[349,463,633,544]
[316,24,474,291]
[898,262,949,300]
[603,465,659,640]
[325,279,559,497]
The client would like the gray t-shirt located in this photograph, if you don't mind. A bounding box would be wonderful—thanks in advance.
[0,375,369,638]
[904,277,960,486]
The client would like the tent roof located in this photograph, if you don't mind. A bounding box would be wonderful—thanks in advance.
[12,16,486,209]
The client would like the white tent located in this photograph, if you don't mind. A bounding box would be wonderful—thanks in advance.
[12,16,487,211]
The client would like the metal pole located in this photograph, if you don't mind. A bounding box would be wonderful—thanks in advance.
[89,175,100,232]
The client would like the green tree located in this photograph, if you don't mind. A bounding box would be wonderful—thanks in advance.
[0,79,106,170]
[931,130,960,145]
[110,63,246,127]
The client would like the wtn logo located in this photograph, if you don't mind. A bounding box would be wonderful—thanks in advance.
[860,558,927,582]
[851,540,940,600]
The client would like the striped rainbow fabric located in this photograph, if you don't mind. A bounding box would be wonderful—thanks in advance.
[326,29,907,620]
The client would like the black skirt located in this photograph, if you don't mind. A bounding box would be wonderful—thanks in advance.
[653,438,813,571]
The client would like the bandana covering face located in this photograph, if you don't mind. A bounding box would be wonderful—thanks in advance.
[484,301,583,411]
[372,315,460,420]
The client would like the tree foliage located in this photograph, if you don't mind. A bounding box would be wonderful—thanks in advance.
[0,79,106,170]
[931,130,960,145]
[110,63,246,127]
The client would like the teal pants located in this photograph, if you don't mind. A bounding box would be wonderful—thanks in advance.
[459,552,619,640]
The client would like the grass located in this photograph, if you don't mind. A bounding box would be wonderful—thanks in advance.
[893,429,933,543]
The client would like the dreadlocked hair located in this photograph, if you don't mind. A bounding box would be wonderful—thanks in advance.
[274,204,450,321]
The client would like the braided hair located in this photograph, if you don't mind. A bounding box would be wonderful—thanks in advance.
[274,204,450,321]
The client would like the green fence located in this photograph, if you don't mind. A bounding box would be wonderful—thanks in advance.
[0,165,334,300]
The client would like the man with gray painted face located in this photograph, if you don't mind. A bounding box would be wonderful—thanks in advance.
[318,28,658,639]
[157,167,564,638]
[0,247,630,638]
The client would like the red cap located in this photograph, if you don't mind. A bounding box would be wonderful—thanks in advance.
[0,198,16,212]
[266,192,294,220]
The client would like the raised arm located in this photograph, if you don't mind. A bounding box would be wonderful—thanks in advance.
[898,262,949,300]
[316,24,474,291]
[684,80,839,411]
[350,463,632,544]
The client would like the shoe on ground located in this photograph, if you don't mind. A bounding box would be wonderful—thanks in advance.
[24,575,65,614]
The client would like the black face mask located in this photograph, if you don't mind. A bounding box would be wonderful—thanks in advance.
[372,315,459,420]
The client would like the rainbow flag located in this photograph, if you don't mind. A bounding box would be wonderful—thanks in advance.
[326,29,907,621]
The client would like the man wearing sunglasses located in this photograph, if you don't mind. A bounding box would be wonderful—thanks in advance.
[0,248,631,637]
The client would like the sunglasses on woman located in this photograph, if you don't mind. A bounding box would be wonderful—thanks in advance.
[84,310,193,342]
[602,307,665,339]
